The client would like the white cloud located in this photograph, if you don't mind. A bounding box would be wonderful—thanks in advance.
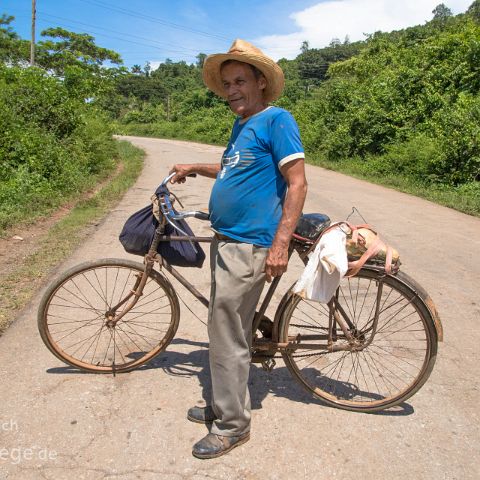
[256,0,473,60]
[149,61,162,71]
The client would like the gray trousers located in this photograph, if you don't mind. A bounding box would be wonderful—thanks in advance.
[208,238,268,437]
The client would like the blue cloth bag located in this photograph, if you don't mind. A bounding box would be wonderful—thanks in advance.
[119,204,206,268]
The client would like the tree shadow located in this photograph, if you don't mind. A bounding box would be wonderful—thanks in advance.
[46,337,414,416]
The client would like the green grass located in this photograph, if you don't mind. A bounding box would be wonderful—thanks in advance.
[0,140,144,334]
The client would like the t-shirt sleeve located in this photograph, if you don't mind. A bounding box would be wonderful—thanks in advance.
[270,111,305,167]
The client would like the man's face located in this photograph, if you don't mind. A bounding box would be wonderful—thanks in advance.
[220,61,267,119]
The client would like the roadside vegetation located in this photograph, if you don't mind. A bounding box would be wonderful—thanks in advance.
[0,2,479,234]
[0,15,145,332]
[0,16,127,234]
[116,2,480,216]
[0,140,144,334]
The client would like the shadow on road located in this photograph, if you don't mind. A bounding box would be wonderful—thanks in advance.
[46,337,414,416]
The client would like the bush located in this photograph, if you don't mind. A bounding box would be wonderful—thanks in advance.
[0,65,117,233]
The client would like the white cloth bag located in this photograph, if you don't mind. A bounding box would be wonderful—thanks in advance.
[293,225,348,303]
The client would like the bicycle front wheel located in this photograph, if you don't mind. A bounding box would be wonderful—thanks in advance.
[38,258,180,373]
[278,268,438,412]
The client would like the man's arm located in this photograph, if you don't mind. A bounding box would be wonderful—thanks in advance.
[265,158,307,282]
[169,163,221,183]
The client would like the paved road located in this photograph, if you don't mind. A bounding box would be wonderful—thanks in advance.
[0,137,479,479]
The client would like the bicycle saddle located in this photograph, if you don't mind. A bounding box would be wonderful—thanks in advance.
[294,213,331,242]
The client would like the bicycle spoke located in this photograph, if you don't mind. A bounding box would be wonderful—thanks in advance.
[369,343,424,374]
[376,309,420,337]
[115,324,149,353]
[108,267,120,309]
[49,301,100,313]
[93,269,108,309]
[122,305,171,324]
[129,293,168,312]
[40,261,178,372]
[338,285,355,324]
[355,277,371,328]
[55,289,101,315]
[53,315,103,342]
[89,323,108,365]
[80,324,108,363]
[101,328,114,366]
[281,269,435,410]
[47,315,101,325]
[66,324,106,357]
[357,351,371,399]
[69,277,104,314]
[118,322,158,347]
[364,348,403,392]
[125,321,170,332]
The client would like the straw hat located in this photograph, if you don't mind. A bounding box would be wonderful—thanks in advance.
[202,39,285,103]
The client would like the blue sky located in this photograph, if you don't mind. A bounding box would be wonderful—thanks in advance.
[2,0,474,69]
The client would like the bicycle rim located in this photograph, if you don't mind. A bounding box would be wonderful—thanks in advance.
[279,268,437,412]
[38,259,180,373]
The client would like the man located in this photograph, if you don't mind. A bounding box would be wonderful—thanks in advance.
[169,39,307,459]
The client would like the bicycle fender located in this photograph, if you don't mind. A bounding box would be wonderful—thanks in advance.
[363,266,444,342]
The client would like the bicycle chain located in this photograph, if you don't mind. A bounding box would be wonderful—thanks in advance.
[254,352,328,359]
[254,323,332,359]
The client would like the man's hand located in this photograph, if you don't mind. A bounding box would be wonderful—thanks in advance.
[169,164,194,184]
[265,242,289,282]
[169,163,221,182]
[265,158,308,282]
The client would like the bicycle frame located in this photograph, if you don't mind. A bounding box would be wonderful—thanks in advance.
[37,168,442,410]
[109,215,389,362]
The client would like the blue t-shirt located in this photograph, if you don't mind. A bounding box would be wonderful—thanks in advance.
[209,106,304,247]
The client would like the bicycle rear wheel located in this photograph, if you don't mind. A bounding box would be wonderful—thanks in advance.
[38,258,180,373]
[278,268,438,412]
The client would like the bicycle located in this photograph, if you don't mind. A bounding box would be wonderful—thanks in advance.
[38,173,443,413]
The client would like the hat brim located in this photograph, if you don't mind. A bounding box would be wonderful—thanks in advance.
[202,52,285,103]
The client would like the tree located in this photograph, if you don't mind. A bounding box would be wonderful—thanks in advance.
[297,39,364,82]
[300,40,309,54]
[36,27,122,75]
[131,64,142,74]
[467,0,480,21]
[196,52,207,68]
[432,3,453,21]
[329,38,342,48]
[144,61,151,77]
[0,14,29,64]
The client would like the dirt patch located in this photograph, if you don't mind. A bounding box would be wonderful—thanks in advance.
[0,163,123,277]
[0,162,125,332]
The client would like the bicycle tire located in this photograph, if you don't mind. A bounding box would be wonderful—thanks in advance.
[277,267,438,412]
[38,258,180,373]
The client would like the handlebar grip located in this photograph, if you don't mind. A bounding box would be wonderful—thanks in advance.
[194,211,210,221]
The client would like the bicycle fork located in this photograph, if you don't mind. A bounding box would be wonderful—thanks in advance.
[284,276,385,355]
[105,224,167,326]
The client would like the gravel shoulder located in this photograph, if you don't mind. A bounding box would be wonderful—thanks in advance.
[0,136,479,480]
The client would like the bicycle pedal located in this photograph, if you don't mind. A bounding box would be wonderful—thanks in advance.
[261,358,276,372]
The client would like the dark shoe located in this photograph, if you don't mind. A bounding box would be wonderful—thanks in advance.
[192,432,250,459]
[187,405,217,424]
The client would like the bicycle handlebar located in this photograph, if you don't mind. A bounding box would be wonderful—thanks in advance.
[159,172,210,222]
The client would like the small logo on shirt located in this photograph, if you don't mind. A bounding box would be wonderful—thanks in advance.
[220,151,240,178]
